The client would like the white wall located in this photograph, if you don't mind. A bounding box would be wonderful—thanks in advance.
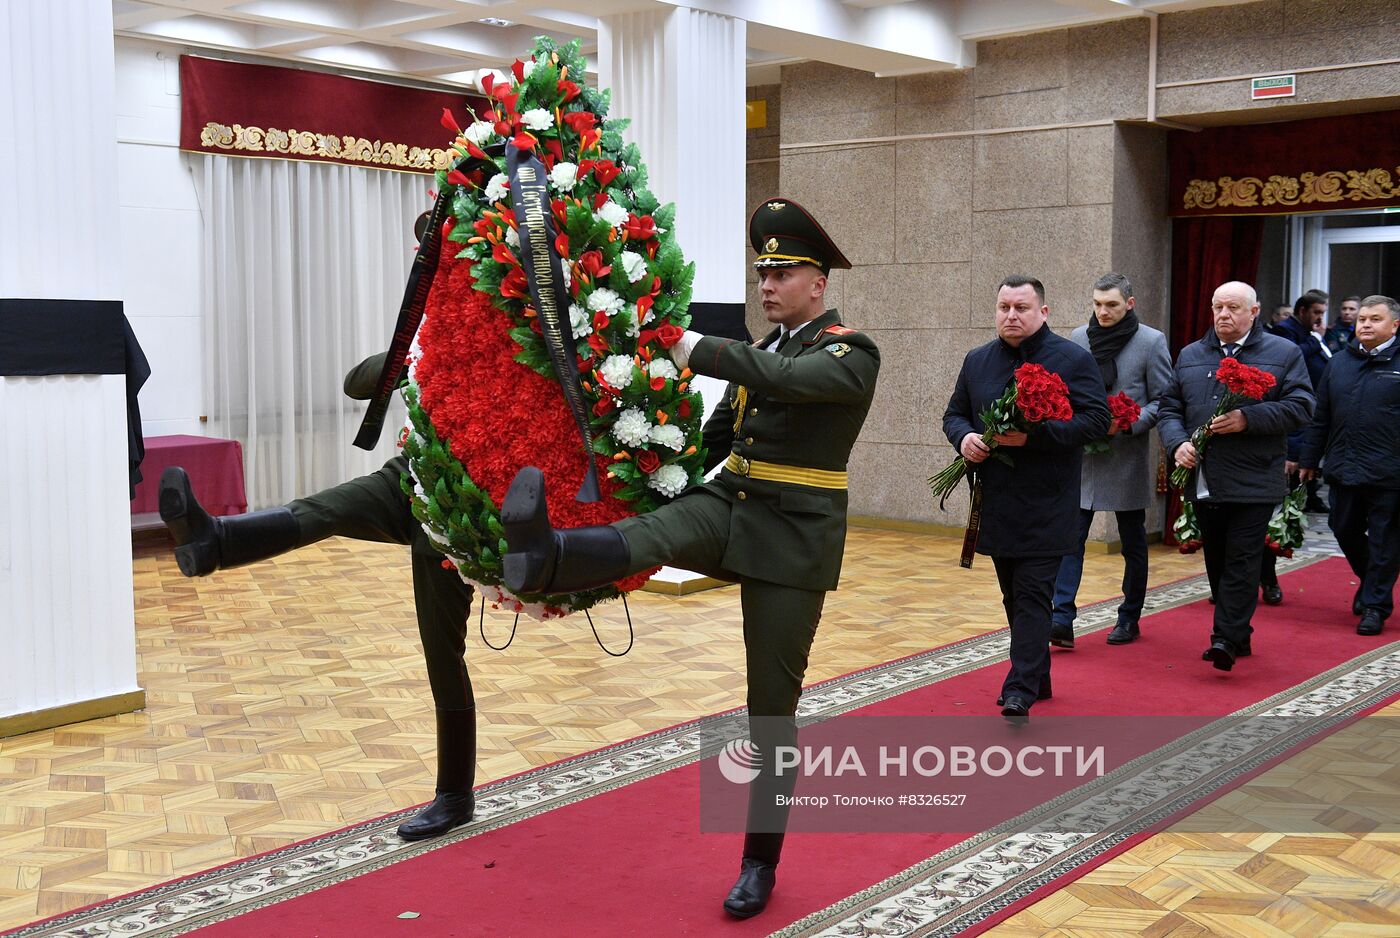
[114,37,205,438]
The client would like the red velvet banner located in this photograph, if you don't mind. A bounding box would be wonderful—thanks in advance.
[180,56,488,175]
[1169,109,1400,217]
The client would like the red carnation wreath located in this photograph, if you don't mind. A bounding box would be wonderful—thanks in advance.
[400,37,706,618]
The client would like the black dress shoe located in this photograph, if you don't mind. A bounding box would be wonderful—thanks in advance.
[1205,642,1235,671]
[1106,621,1140,644]
[723,858,776,918]
[397,791,475,841]
[1049,623,1074,649]
[1261,584,1283,606]
[1201,642,1250,660]
[1000,695,1031,720]
[1357,611,1385,636]
[1353,587,1365,617]
[997,675,1050,706]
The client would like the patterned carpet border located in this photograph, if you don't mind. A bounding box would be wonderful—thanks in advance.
[775,643,1400,937]
[5,555,1329,937]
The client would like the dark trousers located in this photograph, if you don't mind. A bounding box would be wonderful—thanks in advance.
[1194,501,1275,653]
[1329,483,1400,620]
[617,491,826,862]
[289,456,476,712]
[1052,508,1148,629]
[992,555,1060,701]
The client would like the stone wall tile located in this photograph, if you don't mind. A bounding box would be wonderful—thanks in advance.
[895,137,973,263]
[779,146,897,266]
[973,129,1068,212]
[1066,18,1150,121]
[973,30,1068,99]
[845,264,972,331]
[1067,125,1116,206]
[974,87,1068,130]
[1157,1,1285,84]
[896,69,975,136]
[968,205,1114,328]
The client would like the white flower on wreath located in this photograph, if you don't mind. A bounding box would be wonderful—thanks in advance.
[569,303,591,339]
[505,227,520,248]
[550,162,579,193]
[561,265,571,291]
[522,60,537,80]
[521,108,553,132]
[600,354,636,391]
[648,358,678,382]
[648,464,688,498]
[648,423,685,452]
[612,407,651,447]
[596,200,628,228]
[587,286,625,315]
[619,250,648,284]
[463,120,495,145]
[484,173,509,203]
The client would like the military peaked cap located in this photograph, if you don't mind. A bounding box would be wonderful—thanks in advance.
[749,197,851,274]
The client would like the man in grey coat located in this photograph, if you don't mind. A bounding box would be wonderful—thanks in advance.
[1051,273,1174,647]
[1158,281,1315,671]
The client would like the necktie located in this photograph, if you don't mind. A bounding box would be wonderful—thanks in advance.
[1223,344,1238,357]
[773,330,793,354]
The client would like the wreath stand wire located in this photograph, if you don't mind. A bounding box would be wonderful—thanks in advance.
[478,594,635,657]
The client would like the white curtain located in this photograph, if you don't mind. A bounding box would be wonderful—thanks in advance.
[190,154,430,508]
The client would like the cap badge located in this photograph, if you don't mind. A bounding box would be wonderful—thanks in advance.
[767,201,786,211]
[764,237,779,253]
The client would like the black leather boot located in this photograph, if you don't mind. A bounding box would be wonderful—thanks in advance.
[159,466,300,576]
[723,833,781,918]
[501,467,631,594]
[398,707,476,841]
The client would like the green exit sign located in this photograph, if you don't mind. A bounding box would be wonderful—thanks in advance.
[1251,75,1296,100]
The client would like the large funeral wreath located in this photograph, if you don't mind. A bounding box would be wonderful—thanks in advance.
[402,37,706,619]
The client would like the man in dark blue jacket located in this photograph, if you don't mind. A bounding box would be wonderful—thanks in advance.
[1159,281,1315,671]
[1271,290,1331,513]
[943,275,1110,718]
[1299,294,1400,636]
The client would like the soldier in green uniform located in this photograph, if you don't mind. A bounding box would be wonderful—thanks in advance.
[158,350,478,843]
[499,198,881,919]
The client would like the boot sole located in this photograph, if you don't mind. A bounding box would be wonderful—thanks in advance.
[501,468,552,594]
[1206,646,1234,671]
[160,467,220,577]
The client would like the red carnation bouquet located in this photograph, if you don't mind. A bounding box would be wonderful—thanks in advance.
[1169,356,1277,489]
[928,362,1073,503]
[1084,391,1142,455]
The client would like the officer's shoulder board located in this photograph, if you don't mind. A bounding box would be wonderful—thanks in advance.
[820,324,862,357]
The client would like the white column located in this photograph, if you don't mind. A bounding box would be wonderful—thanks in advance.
[0,1,142,729]
[599,8,747,593]
[598,7,747,309]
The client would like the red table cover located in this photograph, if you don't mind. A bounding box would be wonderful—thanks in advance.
[131,434,247,517]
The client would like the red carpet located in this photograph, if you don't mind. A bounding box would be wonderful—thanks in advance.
[14,556,1393,938]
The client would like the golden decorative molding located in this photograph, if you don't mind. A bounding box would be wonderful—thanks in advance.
[0,689,146,739]
[197,121,452,172]
[1183,166,1400,211]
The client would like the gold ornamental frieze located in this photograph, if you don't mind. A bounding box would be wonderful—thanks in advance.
[1183,166,1400,211]
[197,121,453,172]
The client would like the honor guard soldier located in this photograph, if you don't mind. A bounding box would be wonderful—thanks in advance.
[499,197,880,919]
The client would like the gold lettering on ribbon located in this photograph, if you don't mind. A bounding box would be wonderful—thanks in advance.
[197,121,452,172]
[517,165,559,330]
[1183,165,1400,210]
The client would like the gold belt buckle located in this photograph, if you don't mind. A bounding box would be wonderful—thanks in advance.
[734,455,750,476]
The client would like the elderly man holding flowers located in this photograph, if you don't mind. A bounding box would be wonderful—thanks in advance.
[1158,281,1314,671]
[941,275,1110,719]
[1050,272,1173,649]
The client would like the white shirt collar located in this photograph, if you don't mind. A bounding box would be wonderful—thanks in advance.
[1365,335,1397,355]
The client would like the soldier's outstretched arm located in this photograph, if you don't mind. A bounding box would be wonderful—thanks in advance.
[684,334,879,405]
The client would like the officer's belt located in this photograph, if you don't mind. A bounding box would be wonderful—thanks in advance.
[724,453,847,489]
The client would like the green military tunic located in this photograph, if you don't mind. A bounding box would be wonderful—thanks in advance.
[614,309,880,722]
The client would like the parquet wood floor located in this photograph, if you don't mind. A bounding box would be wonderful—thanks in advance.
[0,528,1390,935]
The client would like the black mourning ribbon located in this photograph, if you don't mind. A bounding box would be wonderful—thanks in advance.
[506,142,601,503]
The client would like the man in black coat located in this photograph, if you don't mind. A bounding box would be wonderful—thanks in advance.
[1158,281,1315,670]
[1299,294,1400,636]
[943,275,1110,718]
[1271,289,1332,513]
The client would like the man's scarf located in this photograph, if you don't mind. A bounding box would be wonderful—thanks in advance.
[1086,309,1139,391]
